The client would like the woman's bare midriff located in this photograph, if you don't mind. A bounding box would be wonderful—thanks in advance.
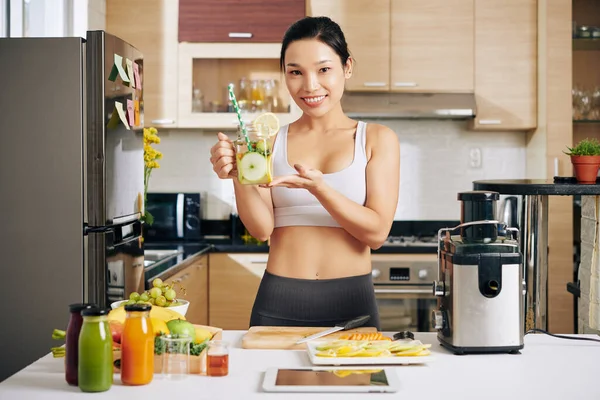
[266,226,371,279]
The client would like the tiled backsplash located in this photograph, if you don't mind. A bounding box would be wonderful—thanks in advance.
[147,120,527,220]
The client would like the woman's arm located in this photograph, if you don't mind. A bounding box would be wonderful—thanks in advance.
[233,182,274,242]
[310,125,400,249]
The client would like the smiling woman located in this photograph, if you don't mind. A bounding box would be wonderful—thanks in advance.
[209,16,401,330]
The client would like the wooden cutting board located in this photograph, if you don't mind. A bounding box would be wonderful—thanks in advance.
[241,326,377,350]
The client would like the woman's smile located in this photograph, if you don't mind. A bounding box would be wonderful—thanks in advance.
[301,95,328,107]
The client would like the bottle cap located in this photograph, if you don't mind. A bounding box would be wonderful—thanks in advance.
[81,307,110,317]
[69,303,96,313]
[124,303,152,312]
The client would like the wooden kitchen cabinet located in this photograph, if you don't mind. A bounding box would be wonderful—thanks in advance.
[178,0,306,43]
[155,254,209,325]
[208,253,267,329]
[106,0,178,128]
[471,0,537,131]
[391,0,474,93]
[307,0,391,91]
[309,0,474,93]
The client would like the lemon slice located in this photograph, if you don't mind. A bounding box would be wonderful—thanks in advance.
[253,112,280,136]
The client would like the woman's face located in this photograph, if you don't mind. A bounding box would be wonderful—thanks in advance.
[283,39,351,118]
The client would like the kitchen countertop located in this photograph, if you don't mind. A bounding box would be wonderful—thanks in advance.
[473,178,600,195]
[1,331,599,399]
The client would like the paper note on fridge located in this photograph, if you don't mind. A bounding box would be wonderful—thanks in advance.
[126,99,135,126]
[133,62,141,89]
[125,58,135,88]
[134,100,140,126]
[108,54,130,84]
[107,101,130,130]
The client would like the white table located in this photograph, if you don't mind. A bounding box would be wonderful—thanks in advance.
[1,332,599,400]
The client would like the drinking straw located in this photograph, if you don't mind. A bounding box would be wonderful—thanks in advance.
[227,84,251,151]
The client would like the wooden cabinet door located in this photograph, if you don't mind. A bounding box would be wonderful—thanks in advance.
[472,0,537,130]
[179,0,306,43]
[308,0,391,91]
[391,0,474,93]
[106,0,178,127]
[208,253,267,329]
[165,255,209,325]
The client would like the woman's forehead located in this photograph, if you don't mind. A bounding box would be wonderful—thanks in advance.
[284,39,338,66]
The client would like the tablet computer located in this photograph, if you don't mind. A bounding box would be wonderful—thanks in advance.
[262,367,400,393]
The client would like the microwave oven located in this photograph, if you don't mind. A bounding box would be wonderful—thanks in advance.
[143,193,201,242]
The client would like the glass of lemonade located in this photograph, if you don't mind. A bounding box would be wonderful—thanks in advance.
[235,123,274,185]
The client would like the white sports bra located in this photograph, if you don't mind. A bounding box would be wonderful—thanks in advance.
[270,121,368,228]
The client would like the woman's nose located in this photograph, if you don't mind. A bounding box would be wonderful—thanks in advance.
[303,74,319,92]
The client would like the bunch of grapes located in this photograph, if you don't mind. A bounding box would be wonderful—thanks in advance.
[125,278,185,307]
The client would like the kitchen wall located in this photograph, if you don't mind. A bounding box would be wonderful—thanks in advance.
[147,120,527,221]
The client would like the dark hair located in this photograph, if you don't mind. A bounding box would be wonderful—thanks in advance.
[280,16,351,71]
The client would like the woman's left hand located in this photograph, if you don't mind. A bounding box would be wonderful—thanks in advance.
[261,164,325,193]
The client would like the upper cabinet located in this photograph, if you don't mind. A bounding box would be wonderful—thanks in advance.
[178,0,306,43]
[309,0,473,93]
[308,0,391,92]
[391,0,474,93]
[106,0,179,128]
[471,0,537,131]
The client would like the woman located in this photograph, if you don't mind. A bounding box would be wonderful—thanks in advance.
[209,16,400,329]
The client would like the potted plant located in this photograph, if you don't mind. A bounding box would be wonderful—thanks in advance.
[564,138,600,184]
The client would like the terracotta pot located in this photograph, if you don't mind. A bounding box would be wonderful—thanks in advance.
[571,155,600,184]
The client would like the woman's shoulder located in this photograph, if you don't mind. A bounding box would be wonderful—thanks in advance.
[363,122,399,146]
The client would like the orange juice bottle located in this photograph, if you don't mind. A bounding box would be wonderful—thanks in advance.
[121,304,154,385]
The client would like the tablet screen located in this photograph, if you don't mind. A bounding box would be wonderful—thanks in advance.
[275,369,389,387]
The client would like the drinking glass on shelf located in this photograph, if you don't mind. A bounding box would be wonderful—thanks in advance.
[250,79,265,112]
[160,335,191,380]
[237,78,251,111]
[207,340,230,377]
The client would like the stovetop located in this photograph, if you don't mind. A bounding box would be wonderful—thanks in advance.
[383,235,438,248]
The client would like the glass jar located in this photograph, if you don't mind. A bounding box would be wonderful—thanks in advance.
[78,308,113,393]
[263,79,281,112]
[65,303,95,386]
[121,304,154,385]
[237,77,251,111]
[235,124,273,185]
[250,79,265,112]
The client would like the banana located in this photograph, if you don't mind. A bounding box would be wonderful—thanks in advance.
[107,305,185,325]
[150,306,185,322]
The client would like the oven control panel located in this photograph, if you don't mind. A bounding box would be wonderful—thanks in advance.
[389,267,410,281]
[371,255,438,285]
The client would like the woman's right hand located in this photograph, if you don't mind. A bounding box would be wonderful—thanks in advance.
[210,132,237,179]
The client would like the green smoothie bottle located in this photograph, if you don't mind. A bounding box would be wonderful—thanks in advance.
[78,308,113,393]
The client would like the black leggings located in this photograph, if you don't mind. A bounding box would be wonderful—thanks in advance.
[249,270,380,330]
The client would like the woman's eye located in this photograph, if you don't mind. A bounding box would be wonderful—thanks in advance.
[288,70,301,76]
[320,67,331,73]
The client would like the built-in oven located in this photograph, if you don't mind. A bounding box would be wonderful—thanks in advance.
[143,193,202,242]
[371,253,438,332]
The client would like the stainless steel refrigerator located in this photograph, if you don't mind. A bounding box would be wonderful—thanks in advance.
[0,31,145,381]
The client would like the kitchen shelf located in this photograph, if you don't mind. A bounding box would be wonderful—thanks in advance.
[573,38,600,51]
[573,119,600,123]
[178,112,299,130]
[178,42,302,129]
